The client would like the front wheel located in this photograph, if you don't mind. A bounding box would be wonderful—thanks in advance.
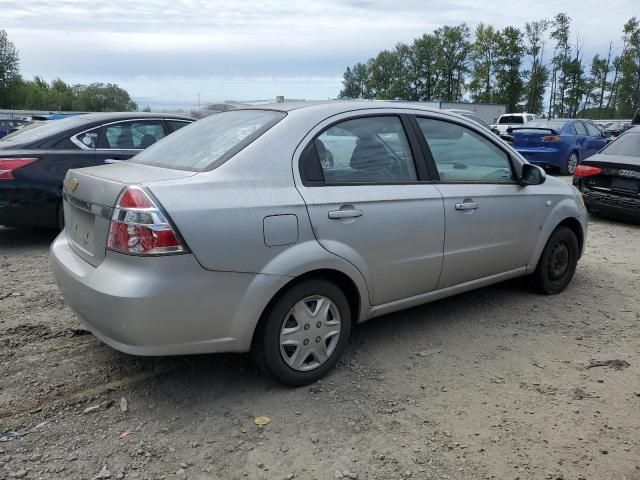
[252,279,351,386]
[533,226,579,295]
[560,151,579,175]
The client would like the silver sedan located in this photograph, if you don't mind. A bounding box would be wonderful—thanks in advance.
[51,101,588,385]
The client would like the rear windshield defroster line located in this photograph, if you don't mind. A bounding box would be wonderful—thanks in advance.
[130,110,286,172]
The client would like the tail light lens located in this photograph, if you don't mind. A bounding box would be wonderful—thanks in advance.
[574,165,602,178]
[0,158,38,180]
[107,186,186,255]
[542,135,561,142]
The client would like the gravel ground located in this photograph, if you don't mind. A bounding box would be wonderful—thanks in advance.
[1,193,639,480]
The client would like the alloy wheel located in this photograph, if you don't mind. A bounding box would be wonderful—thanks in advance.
[567,153,578,175]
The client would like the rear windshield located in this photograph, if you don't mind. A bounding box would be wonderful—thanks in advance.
[0,116,87,145]
[130,110,286,171]
[498,115,524,124]
[602,131,640,157]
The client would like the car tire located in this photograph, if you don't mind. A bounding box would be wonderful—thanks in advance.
[252,279,352,386]
[561,151,579,175]
[533,226,579,295]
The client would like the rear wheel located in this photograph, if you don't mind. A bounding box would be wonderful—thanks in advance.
[533,226,579,294]
[560,151,579,175]
[252,279,351,386]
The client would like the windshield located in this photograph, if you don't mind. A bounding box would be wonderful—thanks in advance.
[130,110,286,171]
[602,131,640,157]
[498,115,524,124]
[0,115,88,145]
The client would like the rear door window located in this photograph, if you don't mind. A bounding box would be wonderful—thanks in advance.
[101,120,166,149]
[314,116,418,184]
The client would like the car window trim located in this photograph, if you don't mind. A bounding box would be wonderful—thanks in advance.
[410,114,519,185]
[298,113,432,187]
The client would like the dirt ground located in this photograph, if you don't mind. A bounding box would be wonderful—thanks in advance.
[1,191,639,479]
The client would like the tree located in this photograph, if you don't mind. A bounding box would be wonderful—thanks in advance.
[72,83,137,112]
[411,34,440,101]
[523,19,550,114]
[434,24,471,101]
[339,62,369,99]
[616,17,640,117]
[469,24,500,102]
[494,26,525,112]
[0,30,21,108]
[549,13,572,117]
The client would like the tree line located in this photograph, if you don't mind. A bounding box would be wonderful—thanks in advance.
[339,14,640,119]
[0,30,138,112]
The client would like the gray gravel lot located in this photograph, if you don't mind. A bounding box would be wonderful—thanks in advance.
[1,200,639,479]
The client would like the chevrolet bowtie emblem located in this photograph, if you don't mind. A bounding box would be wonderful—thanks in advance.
[69,178,79,192]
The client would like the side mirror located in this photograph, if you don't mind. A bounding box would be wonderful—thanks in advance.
[520,163,546,186]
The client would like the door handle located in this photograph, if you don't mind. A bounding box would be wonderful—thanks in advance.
[455,202,478,211]
[104,158,124,164]
[328,209,363,219]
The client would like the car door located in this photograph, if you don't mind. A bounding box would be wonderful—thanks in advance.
[583,122,609,158]
[413,116,540,289]
[296,114,445,306]
[572,121,590,158]
[93,119,167,164]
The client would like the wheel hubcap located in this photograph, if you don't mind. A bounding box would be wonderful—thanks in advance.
[279,295,341,372]
[568,154,578,174]
[548,241,570,280]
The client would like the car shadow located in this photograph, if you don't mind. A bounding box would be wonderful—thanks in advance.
[89,276,538,404]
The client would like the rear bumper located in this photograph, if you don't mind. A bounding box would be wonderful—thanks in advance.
[51,232,290,356]
[515,147,566,168]
[581,189,640,221]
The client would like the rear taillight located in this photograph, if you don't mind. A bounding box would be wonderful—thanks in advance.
[574,165,602,178]
[542,135,561,142]
[0,158,38,180]
[107,186,185,255]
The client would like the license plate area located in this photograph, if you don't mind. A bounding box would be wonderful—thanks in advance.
[611,177,639,193]
[68,207,96,256]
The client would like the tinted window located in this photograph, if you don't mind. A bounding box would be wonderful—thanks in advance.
[417,118,512,183]
[131,110,285,171]
[601,132,640,157]
[103,120,165,149]
[585,123,602,137]
[315,116,417,184]
[574,122,588,136]
[498,115,524,124]
[167,120,191,132]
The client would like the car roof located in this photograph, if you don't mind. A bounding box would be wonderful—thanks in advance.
[72,112,194,122]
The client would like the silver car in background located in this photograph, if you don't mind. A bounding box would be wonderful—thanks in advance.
[51,101,587,385]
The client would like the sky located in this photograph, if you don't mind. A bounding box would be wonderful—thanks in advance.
[2,0,636,110]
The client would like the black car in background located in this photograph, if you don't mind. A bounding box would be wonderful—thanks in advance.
[0,112,193,229]
[573,126,640,222]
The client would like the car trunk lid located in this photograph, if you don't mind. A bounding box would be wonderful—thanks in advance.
[511,128,559,148]
[579,154,640,196]
[63,162,196,267]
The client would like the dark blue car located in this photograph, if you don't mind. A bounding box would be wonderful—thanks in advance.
[511,119,609,175]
